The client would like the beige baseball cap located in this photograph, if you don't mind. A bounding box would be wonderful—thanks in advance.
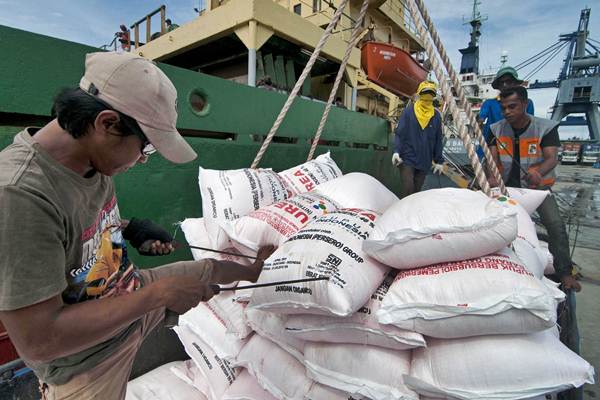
[79,51,197,164]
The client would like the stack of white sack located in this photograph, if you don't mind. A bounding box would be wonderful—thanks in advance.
[284,271,426,351]
[232,334,364,400]
[364,188,564,338]
[406,329,595,399]
[198,152,342,249]
[126,360,207,400]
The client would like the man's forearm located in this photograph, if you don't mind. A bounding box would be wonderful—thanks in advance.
[536,158,558,177]
[209,259,261,284]
[5,285,164,363]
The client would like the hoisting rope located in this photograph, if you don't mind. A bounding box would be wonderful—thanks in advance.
[413,0,506,196]
[306,0,370,162]
[250,0,349,169]
[406,0,492,196]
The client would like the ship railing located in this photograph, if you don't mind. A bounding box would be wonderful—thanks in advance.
[130,5,167,50]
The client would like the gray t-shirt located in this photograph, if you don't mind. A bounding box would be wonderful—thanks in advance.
[0,129,141,385]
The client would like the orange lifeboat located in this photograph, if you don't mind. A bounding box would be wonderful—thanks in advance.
[361,41,428,97]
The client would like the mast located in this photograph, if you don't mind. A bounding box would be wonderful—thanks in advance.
[458,0,487,74]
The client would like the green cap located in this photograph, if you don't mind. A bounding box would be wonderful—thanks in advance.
[491,66,523,89]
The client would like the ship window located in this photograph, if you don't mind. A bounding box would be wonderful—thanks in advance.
[189,89,210,116]
[573,86,592,102]
[294,4,301,15]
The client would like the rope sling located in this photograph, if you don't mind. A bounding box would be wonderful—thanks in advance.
[413,0,507,195]
[250,0,350,169]
[406,0,494,196]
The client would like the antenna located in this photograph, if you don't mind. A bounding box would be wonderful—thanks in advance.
[500,51,508,67]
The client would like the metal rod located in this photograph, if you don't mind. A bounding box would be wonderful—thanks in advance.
[185,244,258,260]
[216,276,329,292]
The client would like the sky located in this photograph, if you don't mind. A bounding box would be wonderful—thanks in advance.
[0,0,598,138]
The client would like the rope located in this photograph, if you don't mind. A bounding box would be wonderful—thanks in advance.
[414,0,506,195]
[250,0,349,169]
[406,0,491,196]
[306,0,370,161]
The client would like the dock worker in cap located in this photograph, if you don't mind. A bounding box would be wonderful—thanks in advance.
[0,52,274,399]
[392,81,445,198]
[478,66,535,159]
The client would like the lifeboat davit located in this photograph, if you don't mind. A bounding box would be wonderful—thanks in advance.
[361,41,428,97]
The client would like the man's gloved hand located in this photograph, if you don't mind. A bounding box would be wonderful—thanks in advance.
[122,218,174,256]
[432,162,445,175]
[392,153,403,167]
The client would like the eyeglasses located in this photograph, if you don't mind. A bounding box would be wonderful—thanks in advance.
[132,129,157,157]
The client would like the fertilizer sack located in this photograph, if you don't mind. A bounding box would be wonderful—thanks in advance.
[125,361,207,400]
[406,330,595,400]
[363,188,518,269]
[245,307,305,363]
[285,271,425,351]
[174,324,239,400]
[223,192,340,252]
[313,172,399,213]
[249,208,389,316]
[233,334,312,400]
[199,167,291,248]
[278,152,342,195]
[377,248,565,338]
[304,342,417,400]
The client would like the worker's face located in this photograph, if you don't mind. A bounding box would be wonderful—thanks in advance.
[500,94,527,125]
[89,111,149,176]
[496,75,520,90]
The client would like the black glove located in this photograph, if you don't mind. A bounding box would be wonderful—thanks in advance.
[122,218,173,256]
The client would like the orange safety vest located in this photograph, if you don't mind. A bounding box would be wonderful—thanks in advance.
[490,116,559,188]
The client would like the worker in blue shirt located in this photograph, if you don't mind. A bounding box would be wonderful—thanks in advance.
[478,66,534,158]
[392,81,445,198]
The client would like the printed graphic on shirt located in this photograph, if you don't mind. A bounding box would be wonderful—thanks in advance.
[63,196,140,304]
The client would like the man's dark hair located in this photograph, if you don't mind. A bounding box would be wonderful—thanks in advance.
[51,87,143,139]
[499,86,528,103]
[166,19,172,24]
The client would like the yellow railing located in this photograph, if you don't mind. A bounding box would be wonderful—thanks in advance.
[130,5,167,49]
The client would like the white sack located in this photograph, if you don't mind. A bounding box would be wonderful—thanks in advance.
[174,325,239,400]
[378,248,565,338]
[313,172,399,213]
[250,208,389,316]
[233,334,312,400]
[223,192,340,252]
[170,359,210,397]
[507,187,550,214]
[305,382,366,400]
[199,167,290,248]
[304,342,417,400]
[126,361,207,400]
[208,292,253,339]
[222,369,278,400]
[179,301,247,360]
[363,188,518,269]
[406,330,595,400]
[245,307,305,362]
[540,241,555,275]
[285,271,425,350]
[278,152,342,195]
[180,218,252,289]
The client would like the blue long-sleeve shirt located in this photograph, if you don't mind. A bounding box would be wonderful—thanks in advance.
[394,103,444,171]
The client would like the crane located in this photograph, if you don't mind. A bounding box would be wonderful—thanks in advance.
[516,8,600,141]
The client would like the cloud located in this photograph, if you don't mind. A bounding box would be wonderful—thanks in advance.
[51,12,63,18]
